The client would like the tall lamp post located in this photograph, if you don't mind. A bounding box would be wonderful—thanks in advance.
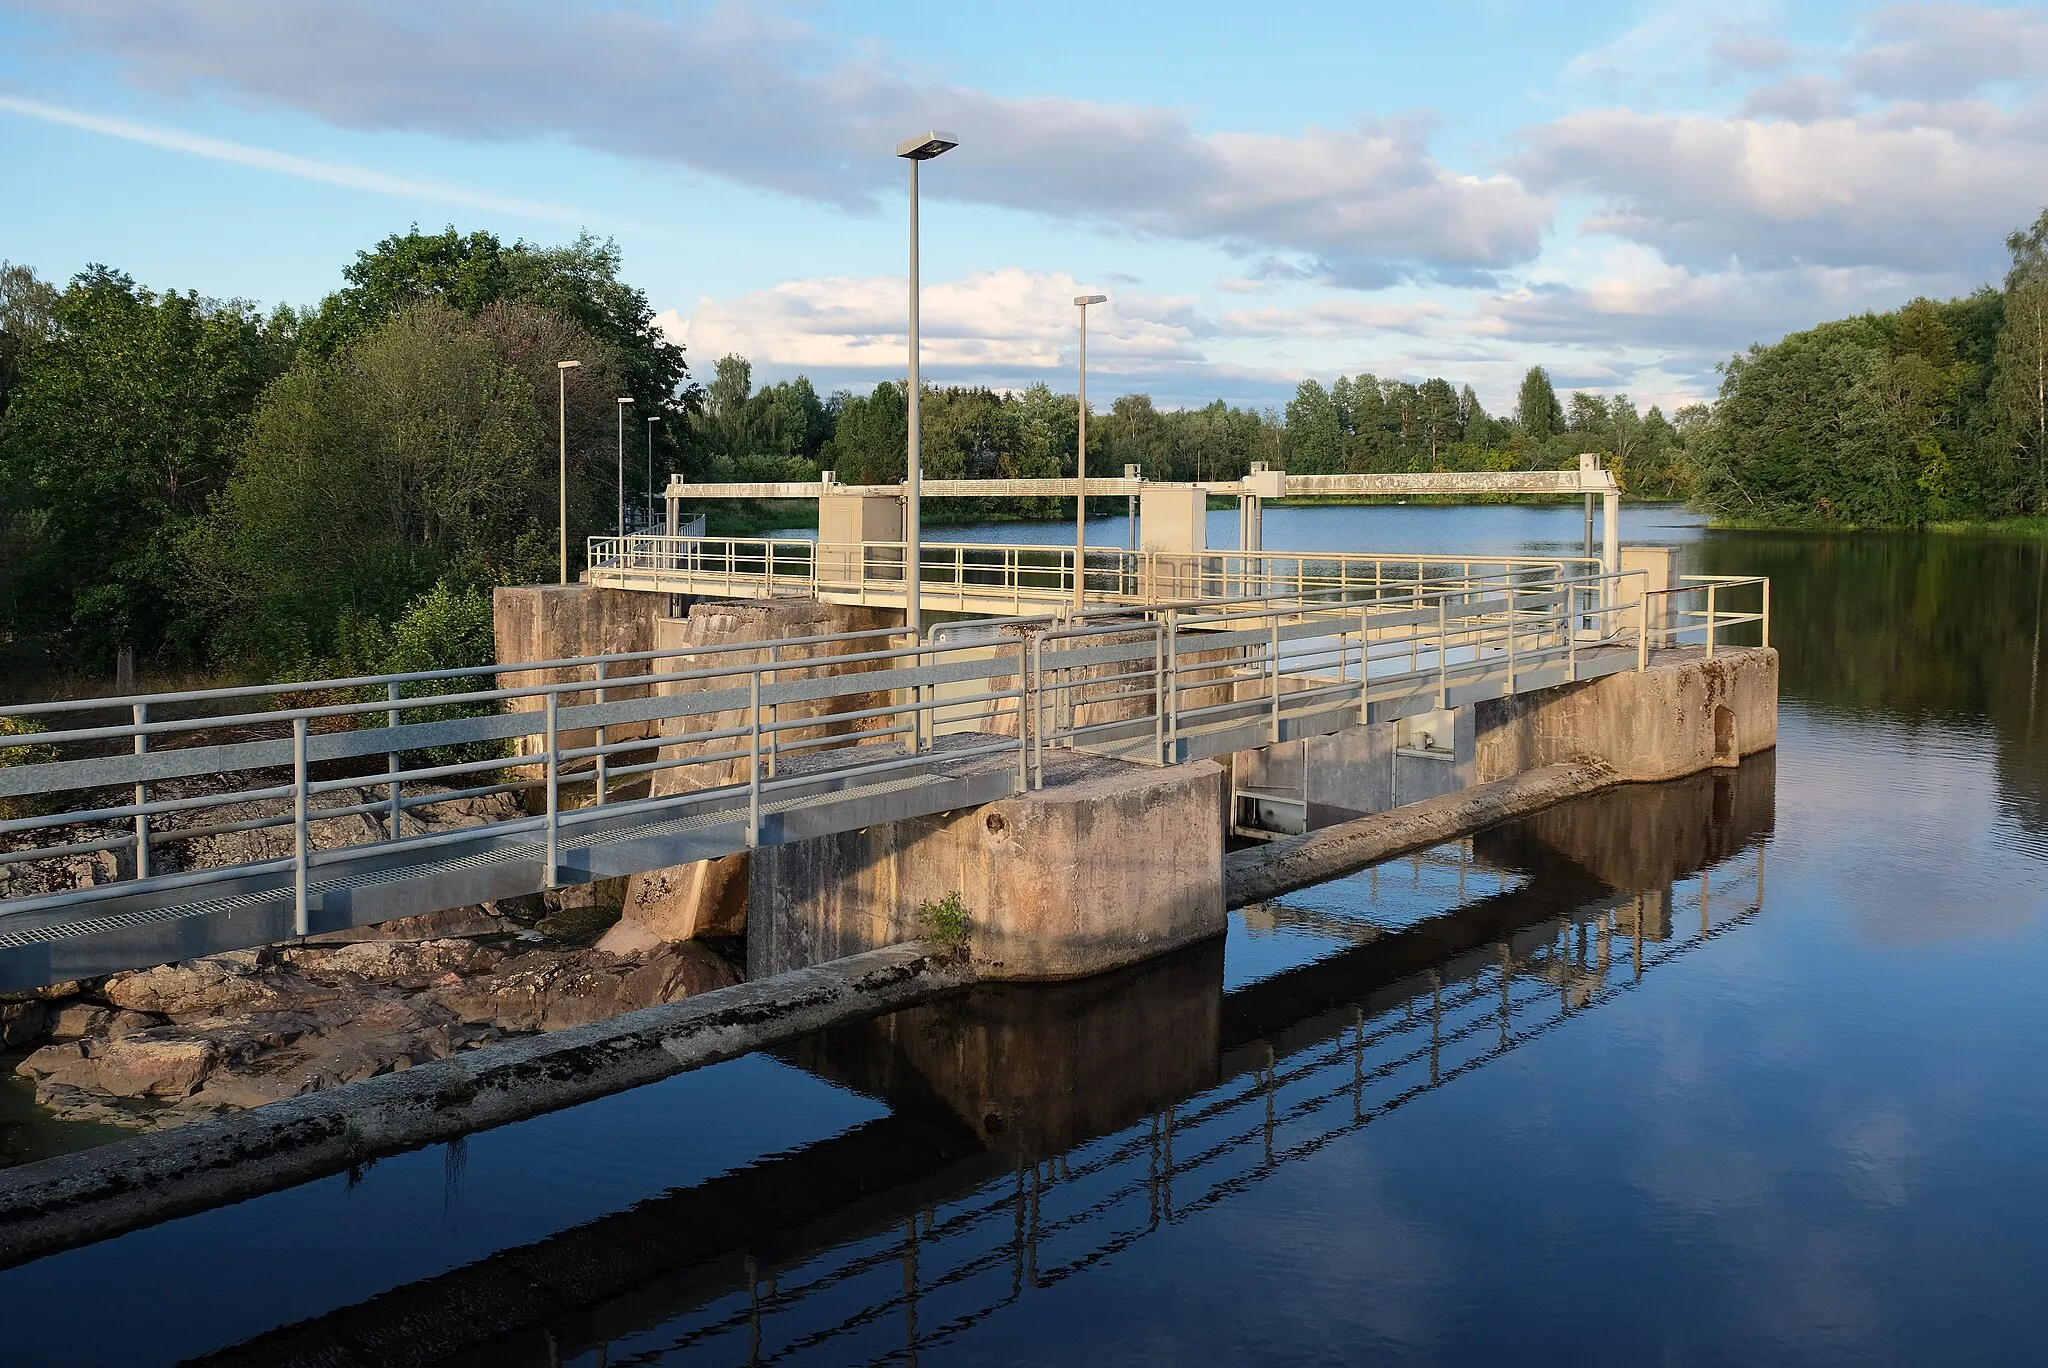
[556,359,581,585]
[1072,294,1107,610]
[896,130,958,637]
[615,395,634,539]
[646,413,662,534]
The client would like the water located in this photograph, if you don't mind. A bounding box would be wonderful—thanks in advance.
[4,507,2046,1367]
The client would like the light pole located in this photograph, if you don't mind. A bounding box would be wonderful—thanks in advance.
[896,130,958,637]
[646,413,662,533]
[615,395,634,539]
[556,359,580,585]
[1073,294,1107,610]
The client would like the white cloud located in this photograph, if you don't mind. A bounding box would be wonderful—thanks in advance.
[1516,100,2048,275]
[8,0,1550,285]
[670,267,1213,389]
[0,93,589,222]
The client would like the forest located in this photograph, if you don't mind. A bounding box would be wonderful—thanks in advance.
[2,207,2045,687]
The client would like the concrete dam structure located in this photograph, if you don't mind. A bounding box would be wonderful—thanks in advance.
[0,494,1776,1263]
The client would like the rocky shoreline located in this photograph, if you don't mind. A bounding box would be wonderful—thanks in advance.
[1,778,743,1135]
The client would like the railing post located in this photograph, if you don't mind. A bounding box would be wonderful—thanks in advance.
[1761,579,1771,650]
[1358,608,1371,723]
[1437,598,1449,709]
[132,701,150,881]
[386,680,402,838]
[291,715,310,936]
[1030,634,1045,788]
[747,670,762,846]
[765,644,781,777]
[1637,592,1649,671]
[1505,584,1517,694]
[593,658,609,805]
[1706,582,1718,659]
[543,691,560,888]
[1268,615,1282,744]
[1153,622,1167,765]
[1568,588,1579,681]
[1165,608,1181,759]
[1017,634,1031,793]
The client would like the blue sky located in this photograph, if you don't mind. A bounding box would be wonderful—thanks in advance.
[3,1,2045,413]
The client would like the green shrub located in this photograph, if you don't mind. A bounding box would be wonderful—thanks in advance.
[353,583,504,768]
[0,716,58,820]
[916,890,971,950]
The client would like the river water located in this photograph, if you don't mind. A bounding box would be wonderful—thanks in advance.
[4,506,2046,1366]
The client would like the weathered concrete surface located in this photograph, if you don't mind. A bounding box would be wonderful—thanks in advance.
[611,598,902,947]
[492,583,666,758]
[751,754,1226,982]
[0,942,971,1269]
[1223,761,1616,908]
[1475,646,1777,783]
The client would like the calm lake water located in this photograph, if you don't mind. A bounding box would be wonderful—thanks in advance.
[5,506,2047,1367]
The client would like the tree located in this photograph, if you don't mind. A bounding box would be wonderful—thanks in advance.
[0,267,286,670]
[1414,378,1462,467]
[0,262,59,419]
[1516,366,1564,443]
[186,301,614,667]
[1993,208,2048,513]
[1283,379,1344,473]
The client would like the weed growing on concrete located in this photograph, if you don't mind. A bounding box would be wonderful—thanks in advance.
[917,891,971,950]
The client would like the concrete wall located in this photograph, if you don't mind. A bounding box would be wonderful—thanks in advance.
[491,583,667,757]
[1474,645,1778,784]
[750,754,1225,982]
[605,598,905,946]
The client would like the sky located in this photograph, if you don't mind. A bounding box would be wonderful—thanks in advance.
[2,1,2045,415]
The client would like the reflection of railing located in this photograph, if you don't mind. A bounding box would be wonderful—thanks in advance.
[1649,575,1770,657]
[585,535,1600,613]
[589,848,1766,1365]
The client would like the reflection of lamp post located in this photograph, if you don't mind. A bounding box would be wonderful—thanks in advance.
[615,396,634,539]
[1073,293,1107,610]
[896,130,958,636]
[646,414,662,533]
[556,359,581,585]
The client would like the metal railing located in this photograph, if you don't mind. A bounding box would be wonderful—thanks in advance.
[1647,576,1770,657]
[0,569,1761,964]
[585,535,1599,614]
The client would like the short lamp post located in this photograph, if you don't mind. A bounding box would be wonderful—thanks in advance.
[615,396,634,540]
[1073,293,1107,610]
[896,129,958,637]
[556,359,581,585]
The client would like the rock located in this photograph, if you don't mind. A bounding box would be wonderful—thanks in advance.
[20,1032,221,1099]
[99,957,329,1018]
[593,918,663,957]
[433,942,738,1032]
[0,999,49,1048]
[617,854,749,943]
[301,904,515,944]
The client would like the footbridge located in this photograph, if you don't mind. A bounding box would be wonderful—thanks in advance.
[0,559,1766,991]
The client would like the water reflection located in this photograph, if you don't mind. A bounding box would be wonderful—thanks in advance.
[183,761,1772,1367]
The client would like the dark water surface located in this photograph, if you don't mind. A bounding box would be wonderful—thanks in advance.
[5,509,2047,1367]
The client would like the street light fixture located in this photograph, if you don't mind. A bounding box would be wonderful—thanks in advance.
[1073,294,1107,610]
[646,413,662,533]
[616,396,634,539]
[896,129,958,637]
[556,360,581,585]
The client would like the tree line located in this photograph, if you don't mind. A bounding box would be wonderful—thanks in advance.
[1689,207,2048,527]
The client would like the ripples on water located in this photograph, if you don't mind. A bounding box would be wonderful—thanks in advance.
[2,510,2045,1366]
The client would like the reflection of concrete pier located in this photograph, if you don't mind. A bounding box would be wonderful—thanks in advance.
[186,760,1772,1368]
